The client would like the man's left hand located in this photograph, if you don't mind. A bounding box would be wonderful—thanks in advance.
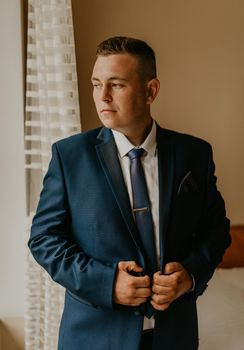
[151,262,193,311]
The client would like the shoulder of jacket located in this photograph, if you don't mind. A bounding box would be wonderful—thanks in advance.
[157,126,212,151]
[54,127,103,149]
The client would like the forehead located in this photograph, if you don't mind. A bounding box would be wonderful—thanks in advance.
[92,53,140,80]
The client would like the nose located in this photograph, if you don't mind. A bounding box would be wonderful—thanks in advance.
[100,85,112,102]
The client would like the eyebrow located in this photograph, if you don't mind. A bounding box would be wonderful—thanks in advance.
[91,76,128,82]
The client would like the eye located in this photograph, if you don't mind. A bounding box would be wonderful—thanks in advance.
[92,82,102,89]
[111,83,124,89]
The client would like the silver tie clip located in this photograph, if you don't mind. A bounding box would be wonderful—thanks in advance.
[133,207,149,212]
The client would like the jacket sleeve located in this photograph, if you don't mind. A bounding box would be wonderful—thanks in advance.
[28,143,117,309]
[182,144,231,297]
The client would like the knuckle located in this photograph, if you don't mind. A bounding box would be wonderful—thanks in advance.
[153,294,161,304]
[171,277,178,288]
[152,284,158,293]
[168,290,176,299]
[127,278,135,288]
[161,303,170,311]
[154,274,160,284]
[155,303,166,311]
[145,276,151,284]
[171,274,178,283]
[118,262,127,271]
[145,288,151,297]
[155,304,163,311]
[118,262,123,269]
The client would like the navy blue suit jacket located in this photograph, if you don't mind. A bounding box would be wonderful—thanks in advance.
[29,125,230,350]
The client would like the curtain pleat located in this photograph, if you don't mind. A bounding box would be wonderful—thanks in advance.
[24,1,81,348]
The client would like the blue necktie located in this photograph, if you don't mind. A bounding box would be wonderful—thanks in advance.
[128,148,157,318]
[128,148,157,317]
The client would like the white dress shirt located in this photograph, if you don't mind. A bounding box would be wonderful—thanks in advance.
[112,120,158,329]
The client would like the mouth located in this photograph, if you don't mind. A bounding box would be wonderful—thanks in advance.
[100,109,116,113]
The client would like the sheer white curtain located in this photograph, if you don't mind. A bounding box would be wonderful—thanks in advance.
[24,1,81,349]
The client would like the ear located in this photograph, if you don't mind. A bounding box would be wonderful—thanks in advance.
[146,78,160,104]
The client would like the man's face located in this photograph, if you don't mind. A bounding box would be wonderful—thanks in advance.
[91,54,151,136]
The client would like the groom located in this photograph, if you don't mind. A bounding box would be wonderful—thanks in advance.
[29,36,230,350]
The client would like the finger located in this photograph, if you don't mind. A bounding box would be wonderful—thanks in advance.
[129,297,149,306]
[129,265,144,273]
[164,262,182,275]
[151,292,172,305]
[132,275,151,288]
[153,271,174,287]
[118,261,143,273]
[152,283,171,295]
[134,287,152,298]
[151,299,171,311]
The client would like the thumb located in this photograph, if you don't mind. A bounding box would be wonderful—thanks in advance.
[164,262,182,274]
[118,261,143,273]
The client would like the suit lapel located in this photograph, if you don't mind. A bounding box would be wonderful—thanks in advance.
[95,126,175,271]
[95,128,144,262]
[157,127,175,273]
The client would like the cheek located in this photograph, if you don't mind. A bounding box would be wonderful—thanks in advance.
[119,95,135,111]
[92,94,99,109]
[128,96,145,114]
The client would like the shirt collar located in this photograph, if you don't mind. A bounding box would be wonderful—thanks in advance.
[112,120,157,158]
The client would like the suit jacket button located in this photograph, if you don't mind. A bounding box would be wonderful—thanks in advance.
[134,311,141,316]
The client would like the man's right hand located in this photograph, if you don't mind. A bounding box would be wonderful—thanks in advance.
[113,261,151,306]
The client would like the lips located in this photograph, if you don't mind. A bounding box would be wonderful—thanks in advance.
[100,109,116,113]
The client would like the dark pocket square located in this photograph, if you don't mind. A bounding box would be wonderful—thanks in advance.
[177,171,199,195]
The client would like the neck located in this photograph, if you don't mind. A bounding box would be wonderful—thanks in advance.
[125,118,153,146]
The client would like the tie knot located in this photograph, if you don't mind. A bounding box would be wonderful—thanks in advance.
[127,148,145,160]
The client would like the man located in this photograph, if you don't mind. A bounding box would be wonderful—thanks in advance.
[29,36,231,350]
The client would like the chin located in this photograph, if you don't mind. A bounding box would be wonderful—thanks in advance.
[99,116,119,130]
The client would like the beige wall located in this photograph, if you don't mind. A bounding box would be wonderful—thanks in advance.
[72,0,244,224]
[0,0,25,349]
